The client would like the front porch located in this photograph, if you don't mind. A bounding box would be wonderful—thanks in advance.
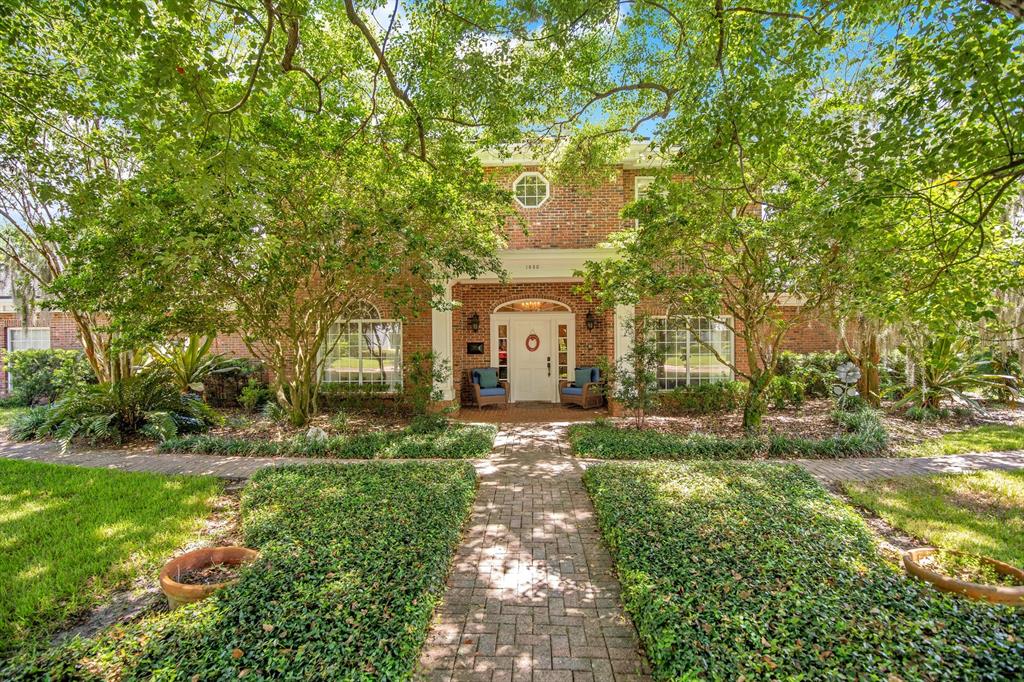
[451,400,608,424]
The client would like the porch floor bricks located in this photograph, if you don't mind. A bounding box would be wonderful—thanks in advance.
[416,425,652,682]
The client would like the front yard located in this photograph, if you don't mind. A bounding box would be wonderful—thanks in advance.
[570,400,1024,460]
[4,461,477,679]
[0,459,220,656]
[583,461,1023,679]
[844,470,1024,577]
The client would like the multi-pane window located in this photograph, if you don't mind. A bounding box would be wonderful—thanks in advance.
[6,327,51,390]
[497,324,509,380]
[652,317,733,389]
[557,324,568,380]
[513,173,550,208]
[321,304,402,390]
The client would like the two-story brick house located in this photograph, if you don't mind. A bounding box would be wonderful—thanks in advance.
[1,143,836,405]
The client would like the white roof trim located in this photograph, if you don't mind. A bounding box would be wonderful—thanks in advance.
[477,142,674,169]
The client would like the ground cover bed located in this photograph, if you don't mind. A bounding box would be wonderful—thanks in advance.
[0,459,220,657]
[583,461,1023,680]
[160,421,497,458]
[571,408,887,460]
[572,400,1023,460]
[3,461,477,680]
[844,470,1024,584]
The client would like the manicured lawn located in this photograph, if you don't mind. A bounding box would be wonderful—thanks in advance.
[844,470,1024,569]
[0,459,220,656]
[0,406,31,430]
[161,422,497,459]
[570,409,886,460]
[583,461,1022,680]
[899,424,1024,457]
[7,462,477,679]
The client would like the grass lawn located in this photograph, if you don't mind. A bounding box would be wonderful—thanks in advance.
[0,459,220,656]
[898,424,1024,457]
[584,461,1022,680]
[844,470,1024,570]
[5,462,477,679]
[0,406,31,430]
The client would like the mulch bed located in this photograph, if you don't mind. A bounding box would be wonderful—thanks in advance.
[608,400,1023,451]
[174,562,239,586]
[210,409,409,442]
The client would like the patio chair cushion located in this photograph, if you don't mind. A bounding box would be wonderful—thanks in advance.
[561,386,584,396]
[479,387,506,397]
[475,368,499,388]
[574,367,592,389]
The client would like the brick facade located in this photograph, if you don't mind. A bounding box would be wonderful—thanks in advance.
[452,282,613,403]
[8,158,838,403]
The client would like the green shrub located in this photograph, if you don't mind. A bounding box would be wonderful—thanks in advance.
[161,423,498,459]
[657,381,747,415]
[583,461,1022,679]
[570,408,886,460]
[4,462,477,680]
[17,371,217,444]
[777,350,849,399]
[238,377,273,412]
[9,407,50,441]
[2,349,93,406]
[765,374,805,409]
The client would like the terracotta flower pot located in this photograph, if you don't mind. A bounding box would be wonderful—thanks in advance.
[160,546,259,609]
[903,548,1024,606]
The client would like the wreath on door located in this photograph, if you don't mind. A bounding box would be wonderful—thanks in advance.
[525,333,541,352]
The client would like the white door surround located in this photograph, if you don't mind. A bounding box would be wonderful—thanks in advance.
[491,310,575,403]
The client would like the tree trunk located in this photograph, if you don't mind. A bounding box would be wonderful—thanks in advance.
[857,333,881,407]
[276,345,321,427]
[983,0,1023,19]
[742,372,770,435]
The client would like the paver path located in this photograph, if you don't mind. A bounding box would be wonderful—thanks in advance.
[417,425,651,682]
[0,439,324,478]
[789,450,1024,484]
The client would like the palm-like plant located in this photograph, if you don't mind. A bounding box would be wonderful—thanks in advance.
[148,334,228,394]
[36,370,217,445]
[897,335,1018,411]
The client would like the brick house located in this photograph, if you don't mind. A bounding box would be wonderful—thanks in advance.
[1,144,836,405]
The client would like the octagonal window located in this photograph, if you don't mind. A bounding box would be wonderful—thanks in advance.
[513,172,550,208]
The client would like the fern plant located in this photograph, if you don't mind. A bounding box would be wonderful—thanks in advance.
[148,334,229,394]
[29,370,217,445]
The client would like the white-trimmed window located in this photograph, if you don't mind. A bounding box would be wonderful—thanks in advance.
[321,303,402,390]
[513,172,550,208]
[652,317,733,388]
[6,327,51,390]
[634,176,655,200]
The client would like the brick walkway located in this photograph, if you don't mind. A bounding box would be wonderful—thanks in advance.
[417,425,651,682]
[0,439,323,479]
[790,450,1024,484]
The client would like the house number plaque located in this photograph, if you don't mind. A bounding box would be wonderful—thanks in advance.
[525,333,540,352]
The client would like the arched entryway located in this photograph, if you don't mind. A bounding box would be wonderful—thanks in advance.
[491,299,575,402]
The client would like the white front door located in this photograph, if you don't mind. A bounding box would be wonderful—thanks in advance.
[510,318,554,402]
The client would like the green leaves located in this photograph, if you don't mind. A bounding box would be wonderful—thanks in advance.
[584,461,1024,679]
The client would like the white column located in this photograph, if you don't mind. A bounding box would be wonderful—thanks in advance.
[431,283,455,401]
[613,304,635,366]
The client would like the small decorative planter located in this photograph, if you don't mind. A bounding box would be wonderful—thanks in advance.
[159,546,259,609]
[903,548,1024,606]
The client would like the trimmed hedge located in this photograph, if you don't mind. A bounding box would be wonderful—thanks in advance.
[584,461,1023,680]
[571,409,887,460]
[160,422,497,459]
[4,462,477,679]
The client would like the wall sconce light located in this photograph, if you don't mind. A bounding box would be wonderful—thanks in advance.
[586,310,597,331]
[468,313,480,333]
